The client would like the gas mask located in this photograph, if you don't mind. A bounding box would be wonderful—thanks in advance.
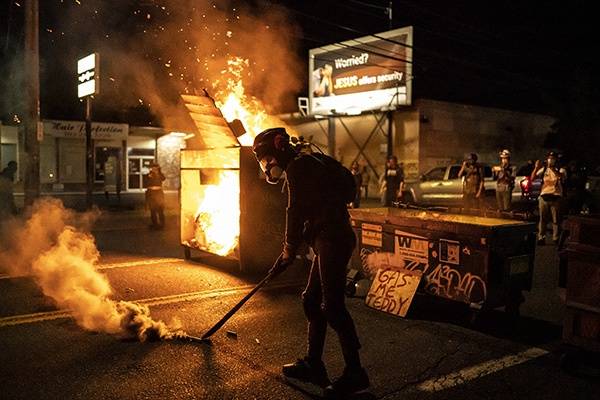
[259,157,285,185]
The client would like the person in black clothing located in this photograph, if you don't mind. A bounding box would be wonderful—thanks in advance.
[0,161,18,220]
[565,160,587,214]
[380,155,404,206]
[350,161,362,208]
[145,162,166,229]
[253,127,369,398]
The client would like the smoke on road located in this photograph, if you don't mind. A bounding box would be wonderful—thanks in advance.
[0,199,184,341]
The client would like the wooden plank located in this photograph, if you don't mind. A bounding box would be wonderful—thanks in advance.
[181,94,214,107]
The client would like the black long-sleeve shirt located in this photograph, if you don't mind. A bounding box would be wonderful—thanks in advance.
[284,154,350,253]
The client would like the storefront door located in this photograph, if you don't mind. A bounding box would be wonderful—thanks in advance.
[128,156,154,190]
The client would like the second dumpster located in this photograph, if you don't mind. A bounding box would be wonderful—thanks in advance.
[349,208,537,314]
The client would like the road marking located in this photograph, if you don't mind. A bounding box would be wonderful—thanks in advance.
[0,258,184,280]
[0,280,302,328]
[416,347,550,392]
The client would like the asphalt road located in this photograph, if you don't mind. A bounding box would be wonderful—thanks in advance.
[0,209,598,400]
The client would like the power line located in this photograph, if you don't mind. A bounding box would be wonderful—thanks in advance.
[287,5,569,91]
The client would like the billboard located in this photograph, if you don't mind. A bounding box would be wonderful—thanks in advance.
[309,26,412,116]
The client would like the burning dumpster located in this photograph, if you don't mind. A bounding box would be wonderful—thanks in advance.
[349,208,536,313]
[179,94,287,272]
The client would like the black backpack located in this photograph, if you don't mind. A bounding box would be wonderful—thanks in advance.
[309,152,357,204]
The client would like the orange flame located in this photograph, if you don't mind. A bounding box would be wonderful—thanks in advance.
[194,170,240,256]
[191,56,288,256]
[214,57,283,146]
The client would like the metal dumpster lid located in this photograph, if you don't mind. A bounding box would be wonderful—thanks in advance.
[349,208,528,227]
[181,93,240,149]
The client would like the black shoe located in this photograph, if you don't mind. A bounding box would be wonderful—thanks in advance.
[282,357,330,388]
[324,367,370,398]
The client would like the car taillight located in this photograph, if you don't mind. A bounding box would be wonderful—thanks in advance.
[520,178,531,191]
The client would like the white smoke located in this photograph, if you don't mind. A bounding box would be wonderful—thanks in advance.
[0,198,184,341]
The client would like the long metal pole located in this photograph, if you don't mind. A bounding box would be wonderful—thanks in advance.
[386,1,394,159]
[85,96,93,209]
[24,0,40,206]
[200,269,277,340]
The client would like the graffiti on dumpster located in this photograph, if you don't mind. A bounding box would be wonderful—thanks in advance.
[359,237,487,304]
[365,268,422,317]
[425,263,486,303]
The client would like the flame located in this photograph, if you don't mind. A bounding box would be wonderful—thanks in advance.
[214,57,279,146]
[189,56,290,256]
[194,170,240,256]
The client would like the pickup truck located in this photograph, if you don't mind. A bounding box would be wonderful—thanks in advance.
[404,164,496,206]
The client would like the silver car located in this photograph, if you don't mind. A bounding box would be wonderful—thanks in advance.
[404,164,495,206]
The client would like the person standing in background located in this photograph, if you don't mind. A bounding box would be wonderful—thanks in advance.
[0,161,18,220]
[361,165,370,200]
[493,149,516,211]
[380,156,403,207]
[532,152,566,244]
[350,161,362,208]
[459,153,485,210]
[145,162,166,230]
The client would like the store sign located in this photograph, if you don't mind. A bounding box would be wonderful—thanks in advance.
[44,120,128,140]
[308,27,413,115]
[77,53,99,98]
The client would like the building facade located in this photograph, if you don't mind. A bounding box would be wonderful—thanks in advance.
[283,98,555,196]
[2,120,185,208]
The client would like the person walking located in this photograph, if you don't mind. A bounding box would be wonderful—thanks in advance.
[459,153,485,210]
[531,151,566,244]
[252,127,369,398]
[493,149,516,211]
[144,162,166,229]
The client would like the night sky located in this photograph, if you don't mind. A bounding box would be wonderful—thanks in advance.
[1,0,598,128]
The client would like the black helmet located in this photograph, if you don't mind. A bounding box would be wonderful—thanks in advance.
[252,127,290,161]
[547,151,558,158]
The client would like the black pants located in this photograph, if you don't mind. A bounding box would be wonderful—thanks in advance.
[302,224,361,366]
[146,190,165,227]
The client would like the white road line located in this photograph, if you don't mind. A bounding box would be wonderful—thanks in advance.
[0,279,302,328]
[416,347,550,392]
[0,258,184,280]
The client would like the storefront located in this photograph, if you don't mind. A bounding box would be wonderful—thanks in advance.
[35,120,183,194]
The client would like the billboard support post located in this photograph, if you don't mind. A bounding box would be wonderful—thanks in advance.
[328,116,336,158]
[387,111,393,158]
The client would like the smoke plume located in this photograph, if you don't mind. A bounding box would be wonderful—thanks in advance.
[0,199,184,341]
[43,0,303,130]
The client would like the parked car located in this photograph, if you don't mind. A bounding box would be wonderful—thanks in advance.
[404,164,495,206]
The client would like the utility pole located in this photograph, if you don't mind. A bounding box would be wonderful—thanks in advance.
[85,97,93,209]
[386,1,394,158]
[24,0,40,206]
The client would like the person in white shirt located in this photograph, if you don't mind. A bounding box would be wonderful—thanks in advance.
[531,151,566,244]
